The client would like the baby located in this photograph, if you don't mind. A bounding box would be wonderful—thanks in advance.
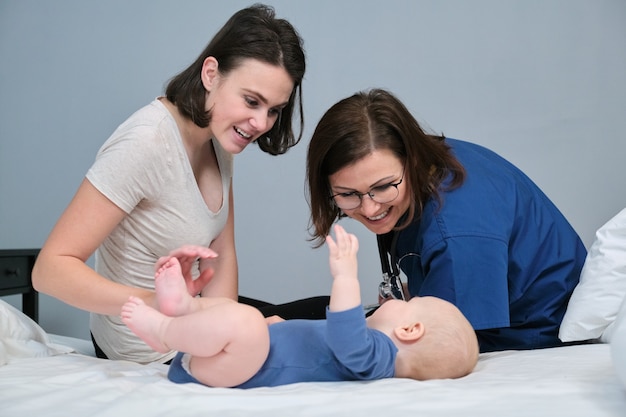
[122,225,478,388]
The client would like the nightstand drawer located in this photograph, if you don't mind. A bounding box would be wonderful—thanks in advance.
[0,256,30,290]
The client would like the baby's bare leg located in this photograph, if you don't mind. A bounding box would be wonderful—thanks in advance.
[185,303,270,387]
[156,257,238,316]
[155,257,195,316]
[122,295,269,387]
[121,296,172,353]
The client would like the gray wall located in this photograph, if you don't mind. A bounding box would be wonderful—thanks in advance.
[1,0,625,339]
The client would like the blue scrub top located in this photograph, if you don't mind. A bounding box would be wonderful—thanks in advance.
[394,138,586,352]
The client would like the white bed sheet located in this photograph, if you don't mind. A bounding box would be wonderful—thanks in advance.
[48,333,96,357]
[0,342,623,417]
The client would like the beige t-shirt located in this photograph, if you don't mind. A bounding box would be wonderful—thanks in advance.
[86,99,232,363]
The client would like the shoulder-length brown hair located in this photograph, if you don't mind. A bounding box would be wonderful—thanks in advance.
[306,88,465,247]
[166,4,306,155]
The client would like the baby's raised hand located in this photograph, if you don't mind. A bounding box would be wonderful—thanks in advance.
[326,225,359,282]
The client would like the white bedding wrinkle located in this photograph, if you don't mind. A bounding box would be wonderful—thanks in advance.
[0,301,73,365]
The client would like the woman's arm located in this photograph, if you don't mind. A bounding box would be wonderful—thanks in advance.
[32,178,157,316]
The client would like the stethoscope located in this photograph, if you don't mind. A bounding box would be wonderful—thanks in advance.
[376,232,406,301]
[364,233,406,315]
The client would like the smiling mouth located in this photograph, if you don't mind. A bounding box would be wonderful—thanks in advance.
[234,126,252,139]
[367,209,389,221]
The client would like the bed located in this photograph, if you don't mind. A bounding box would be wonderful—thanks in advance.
[1,209,625,416]
[0,298,624,417]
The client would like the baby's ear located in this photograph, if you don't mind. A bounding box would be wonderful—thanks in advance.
[394,322,425,342]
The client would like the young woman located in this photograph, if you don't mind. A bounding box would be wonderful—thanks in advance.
[306,88,587,353]
[32,4,306,364]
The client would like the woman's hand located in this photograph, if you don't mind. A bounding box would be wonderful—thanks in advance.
[156,245,218,296]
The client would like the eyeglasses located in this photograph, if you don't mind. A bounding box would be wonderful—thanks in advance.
[330,173,404,210]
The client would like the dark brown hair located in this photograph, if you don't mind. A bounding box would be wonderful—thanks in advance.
[306,89,465,246]
[165,4,305,155]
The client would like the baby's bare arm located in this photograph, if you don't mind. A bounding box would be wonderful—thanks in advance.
[327,225,361,312]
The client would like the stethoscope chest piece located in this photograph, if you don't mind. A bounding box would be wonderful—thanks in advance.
[377,233,406,301]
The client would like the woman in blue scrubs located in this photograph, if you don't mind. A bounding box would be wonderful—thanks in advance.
[306,88,587,352]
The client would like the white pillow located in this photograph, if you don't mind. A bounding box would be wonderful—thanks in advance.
[604,295,626,343]
[0,299,72,365]
[559,208,626,343]
[610,306,626,390]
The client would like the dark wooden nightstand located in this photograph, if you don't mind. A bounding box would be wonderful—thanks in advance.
[0,249,40,322]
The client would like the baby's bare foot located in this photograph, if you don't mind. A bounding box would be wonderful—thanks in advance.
[155,258,193,316]
[121,296,171,353]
